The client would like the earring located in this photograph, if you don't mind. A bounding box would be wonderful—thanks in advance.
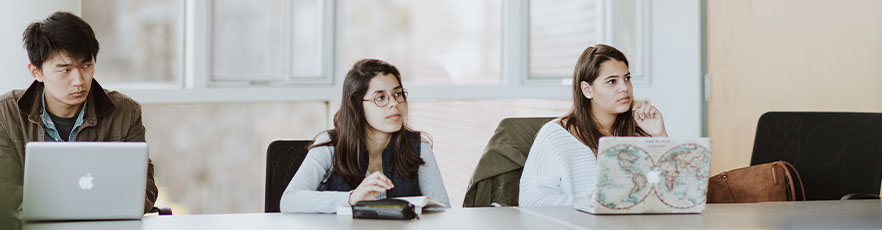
[587,96,592,99]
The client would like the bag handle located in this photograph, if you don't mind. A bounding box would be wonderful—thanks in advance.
[775,161,807,201]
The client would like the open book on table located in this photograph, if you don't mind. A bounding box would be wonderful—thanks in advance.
[392,196,445,213]
[337,196,445,216]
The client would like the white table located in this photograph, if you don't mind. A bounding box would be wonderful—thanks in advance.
[520,200,882,230]
[21,207,583,230]
[18,200,882,230]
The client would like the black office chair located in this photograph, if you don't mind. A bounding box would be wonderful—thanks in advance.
[264,140,313,213]
[750,112,882,200]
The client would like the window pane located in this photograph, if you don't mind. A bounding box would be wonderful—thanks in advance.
[529,0,646,81]
[212,0,326,82]
[529,0,599,79]
[82,0,183,85]
[212,0,286,81]
[608,0,645,81]
[407,99,571,208]
[291,0,324,78]
[344,0,502,85]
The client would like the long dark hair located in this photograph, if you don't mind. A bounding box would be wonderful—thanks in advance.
[311,59,425,187]
[561,44,648,154]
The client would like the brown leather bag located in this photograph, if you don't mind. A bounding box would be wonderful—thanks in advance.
[707,161,806,203]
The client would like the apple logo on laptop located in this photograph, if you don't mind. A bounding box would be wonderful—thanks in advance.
[79,173,94,190]
[646,170,661,184]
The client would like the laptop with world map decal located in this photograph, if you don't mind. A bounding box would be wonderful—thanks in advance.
[575,137,712,214]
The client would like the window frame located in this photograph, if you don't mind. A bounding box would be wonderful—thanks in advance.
[118,0,651,104]
[206,0,335,87]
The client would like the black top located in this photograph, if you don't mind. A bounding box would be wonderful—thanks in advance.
[320,131,423,198]
[47,111,77,141]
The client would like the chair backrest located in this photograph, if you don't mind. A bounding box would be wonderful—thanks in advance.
[750,112,882,200]
[265,140,313,213]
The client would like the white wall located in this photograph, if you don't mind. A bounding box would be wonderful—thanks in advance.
[0,1,81,93]
[634,0,703,137]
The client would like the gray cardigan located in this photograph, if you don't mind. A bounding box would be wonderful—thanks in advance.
[279,132,450,213]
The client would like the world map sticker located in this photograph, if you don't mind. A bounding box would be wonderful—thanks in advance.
[596,143,711,210]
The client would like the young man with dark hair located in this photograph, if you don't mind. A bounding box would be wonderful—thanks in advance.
[0,11,158,219]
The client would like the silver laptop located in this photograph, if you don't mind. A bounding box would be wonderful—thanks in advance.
[22,142,148,221]
[575,137,712,214]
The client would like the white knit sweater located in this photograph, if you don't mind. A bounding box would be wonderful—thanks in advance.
[519,119,598,207]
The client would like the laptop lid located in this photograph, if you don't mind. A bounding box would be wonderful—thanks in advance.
[576,137,712,214]
[22,142,148,221]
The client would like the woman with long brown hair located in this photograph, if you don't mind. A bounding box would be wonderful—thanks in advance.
[519,44,667,207]
[280,59,449,213]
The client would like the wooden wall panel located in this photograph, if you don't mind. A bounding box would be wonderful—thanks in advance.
[706,0,882,175]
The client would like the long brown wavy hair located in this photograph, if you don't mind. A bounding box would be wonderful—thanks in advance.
[561,44,648,154]
[311,59,425,187]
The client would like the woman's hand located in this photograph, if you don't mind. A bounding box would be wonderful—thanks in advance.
[633,103,668,137]
[348,171,394,205]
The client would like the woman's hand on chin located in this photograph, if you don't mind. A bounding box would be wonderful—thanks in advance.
[633,103,668,137]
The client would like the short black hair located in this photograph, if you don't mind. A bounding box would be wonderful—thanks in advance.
[22,11,99,70]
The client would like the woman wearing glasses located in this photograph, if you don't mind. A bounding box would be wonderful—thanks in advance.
[280,59,450,213]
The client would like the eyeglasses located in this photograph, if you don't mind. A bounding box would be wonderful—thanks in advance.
[363,89,408,107]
